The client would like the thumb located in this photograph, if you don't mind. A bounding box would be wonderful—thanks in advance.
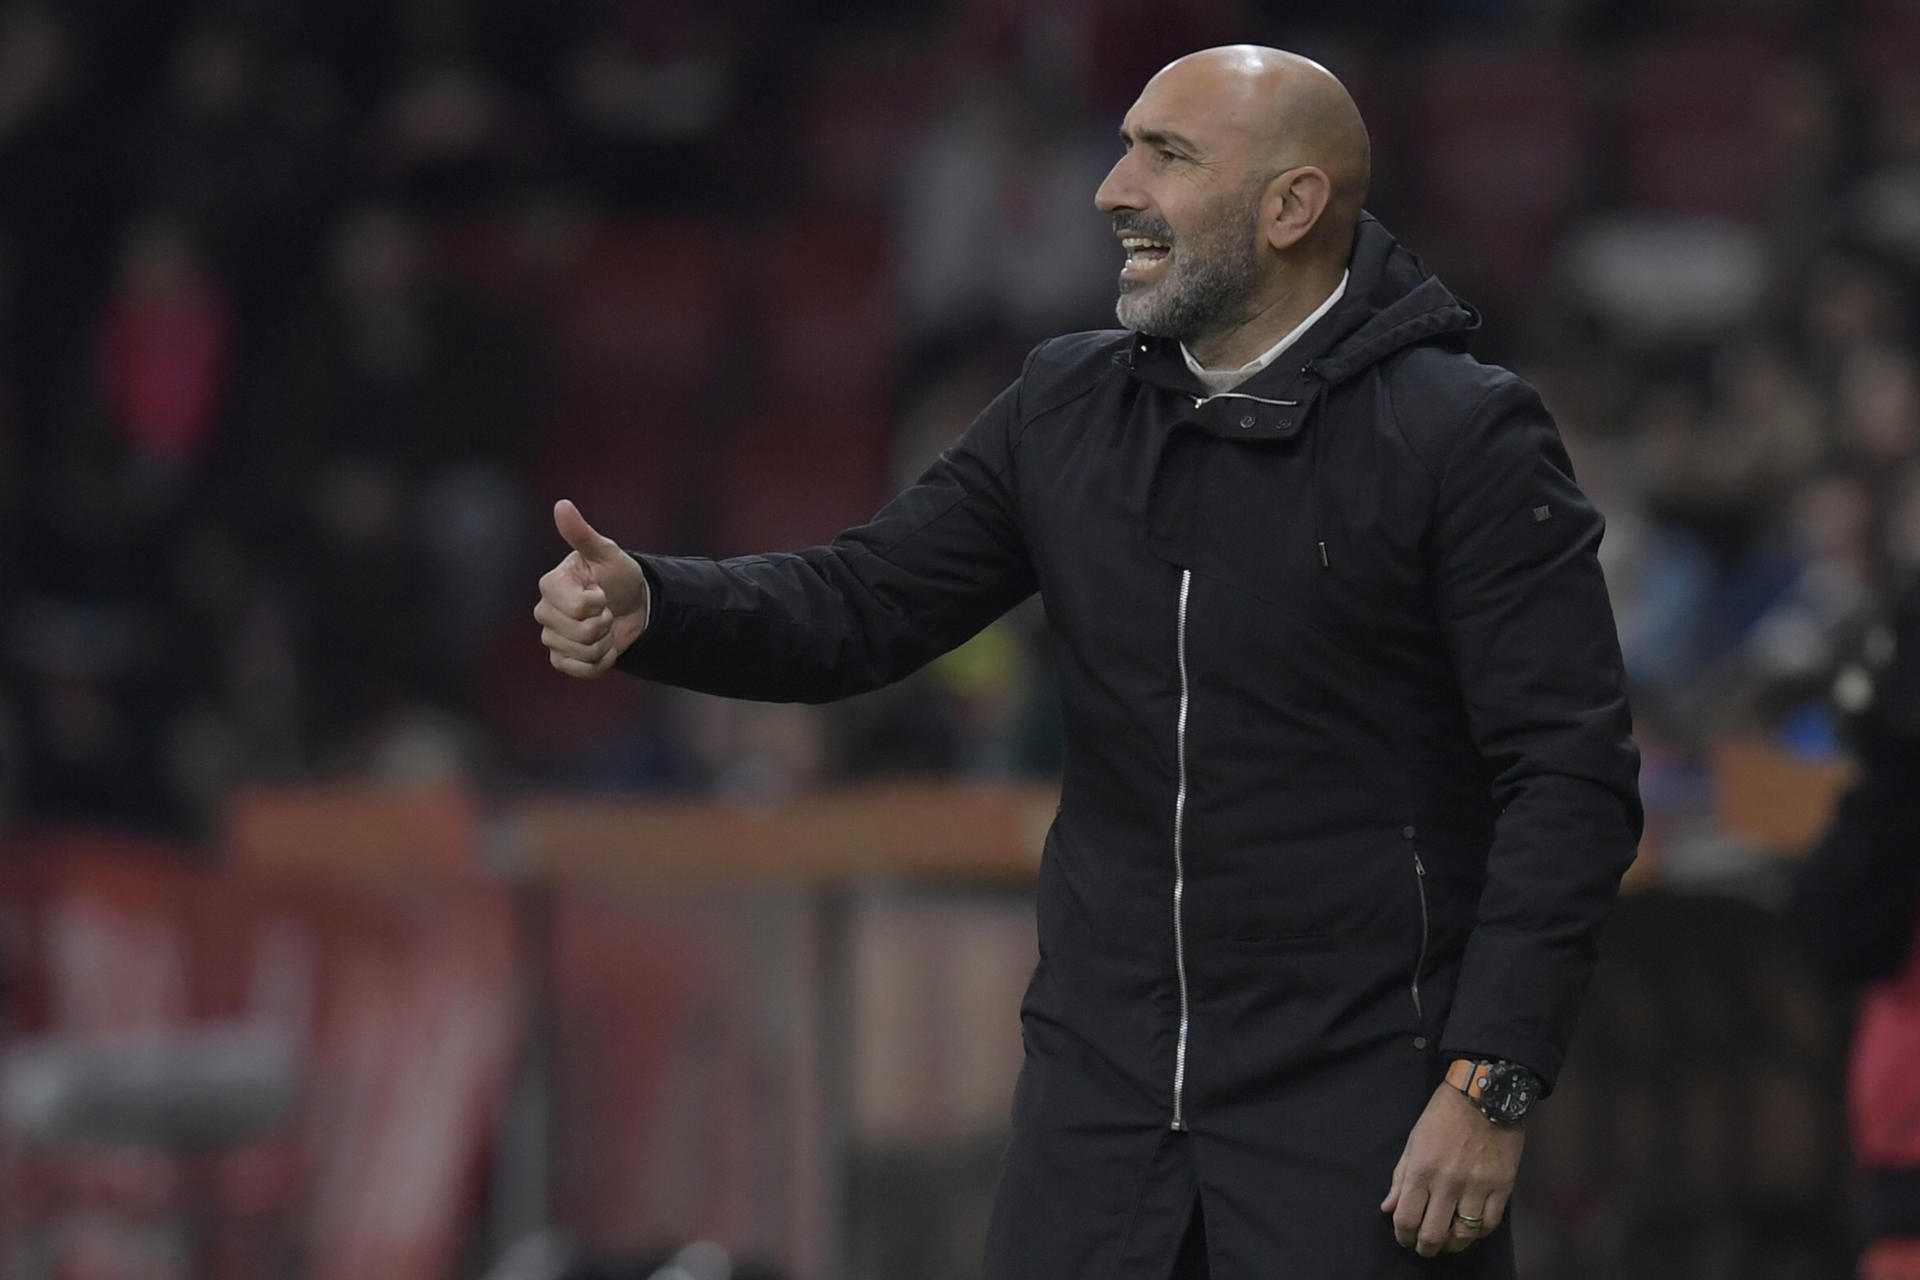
[554,498,620,564]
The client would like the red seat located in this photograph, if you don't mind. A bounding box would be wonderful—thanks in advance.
[709,402,890,559]
[1855,18,1920,152]
[1618,39,1791,216]
[753,210,898,405]
[1859,0,1920,39]
[1409,45,1591,304]
[1649,0,1807,34]
[476,610,661,777]
[535,392,705,551]
[553,219,732,400]
[799,41,949,204]
[429,217,519,300]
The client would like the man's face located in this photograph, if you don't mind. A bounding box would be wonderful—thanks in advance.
[1095,79,1266,344]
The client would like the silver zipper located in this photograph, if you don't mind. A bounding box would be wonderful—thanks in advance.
[1171,569,1193,1131]
[1410,851,1430,1021]
[1190,390,1300,409]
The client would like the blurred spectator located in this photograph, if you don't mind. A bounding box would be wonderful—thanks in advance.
[237,202,535,772]
[127,15,340,333]
[0,232,18,559]
[368,61,544,212]
[894,66,1114,345]
[1837,342,1920,473]
[1734,473,1882,726]
[558,7,741,208]
[1792,575,1920,1279]
[94,213,235,484]
[669,690,828,804]
[1801,252,1910,380]
[0,1,117,456]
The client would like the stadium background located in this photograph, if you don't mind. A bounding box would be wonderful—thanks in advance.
[0,0,1913,1276]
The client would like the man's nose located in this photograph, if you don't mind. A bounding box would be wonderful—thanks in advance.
[1094,155,1143,214]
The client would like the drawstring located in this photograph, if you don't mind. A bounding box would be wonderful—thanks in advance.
[1307,374,1329,570]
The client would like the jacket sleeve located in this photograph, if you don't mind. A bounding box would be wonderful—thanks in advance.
[1428,377,1644,1092]
[613,376,1037,703]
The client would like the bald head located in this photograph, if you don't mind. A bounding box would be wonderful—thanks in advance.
[1146,45,1371,249]
[1094,45,1372,365]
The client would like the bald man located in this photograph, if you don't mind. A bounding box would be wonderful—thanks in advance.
[537,46,1641,1280]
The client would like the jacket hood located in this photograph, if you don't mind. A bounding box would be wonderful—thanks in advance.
[1307,214,1480,386]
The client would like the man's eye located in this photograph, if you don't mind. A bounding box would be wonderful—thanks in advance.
[1157,149,1181,163]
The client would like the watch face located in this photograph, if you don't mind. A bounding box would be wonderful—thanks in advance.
[1481,1063,1540,1124]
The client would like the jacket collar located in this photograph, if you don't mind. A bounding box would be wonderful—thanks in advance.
[1114,214,1480,404]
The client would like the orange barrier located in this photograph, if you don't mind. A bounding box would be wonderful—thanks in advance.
[500,780,1060,886]
[223,786,478,881]
[1710,738,1855,856]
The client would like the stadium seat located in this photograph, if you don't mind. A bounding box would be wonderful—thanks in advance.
[1618,39,1791,216]
[1855,17,1920,150]
[554,219,734,401]
[709,402,890,559]
[799,40,948,205]
[752,210,898,407]
[534,392,707,551]
[1409,44,1592,305]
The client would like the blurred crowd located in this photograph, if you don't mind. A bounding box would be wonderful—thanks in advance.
[2,0,1920,836]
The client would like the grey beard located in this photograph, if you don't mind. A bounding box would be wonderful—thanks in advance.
[1115,242,1260,344]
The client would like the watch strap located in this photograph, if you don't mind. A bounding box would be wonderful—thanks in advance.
[1446,1057,1492,1100]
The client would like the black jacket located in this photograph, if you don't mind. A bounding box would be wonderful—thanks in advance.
[619,216,1643,1278]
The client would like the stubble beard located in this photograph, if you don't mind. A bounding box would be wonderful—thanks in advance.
[1114,195,1262,346]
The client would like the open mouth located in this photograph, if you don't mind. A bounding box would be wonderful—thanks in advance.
[1121,235,1172,275]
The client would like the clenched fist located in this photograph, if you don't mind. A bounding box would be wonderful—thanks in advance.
[535,499,649,679]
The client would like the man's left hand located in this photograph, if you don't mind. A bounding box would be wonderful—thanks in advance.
[1380,1082,1526,1256]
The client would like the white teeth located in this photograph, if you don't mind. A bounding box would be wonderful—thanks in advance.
[1120,233,1169,271]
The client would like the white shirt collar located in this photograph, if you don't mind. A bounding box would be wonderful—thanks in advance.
[1180,270,1349,395]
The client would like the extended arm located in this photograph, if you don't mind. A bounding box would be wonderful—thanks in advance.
[537,378,1038,704]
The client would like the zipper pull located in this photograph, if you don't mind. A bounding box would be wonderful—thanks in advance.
[1413,852,1426,876]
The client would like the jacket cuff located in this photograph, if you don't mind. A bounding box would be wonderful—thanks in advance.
[1438,932,1588,1093]
[613,554,682,676]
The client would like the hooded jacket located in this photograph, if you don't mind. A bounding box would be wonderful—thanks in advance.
[618,215,1643,1278]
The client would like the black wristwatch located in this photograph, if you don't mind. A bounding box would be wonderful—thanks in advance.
[1446,1057,1541,1127]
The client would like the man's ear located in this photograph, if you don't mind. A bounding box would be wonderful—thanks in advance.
[1263,166,1331,252]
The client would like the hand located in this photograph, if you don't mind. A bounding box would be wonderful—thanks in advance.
[1381,1082,1525,1257]
[534,499,649,679]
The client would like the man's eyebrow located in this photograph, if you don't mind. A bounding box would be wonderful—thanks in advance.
[1120,126,1202,156]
